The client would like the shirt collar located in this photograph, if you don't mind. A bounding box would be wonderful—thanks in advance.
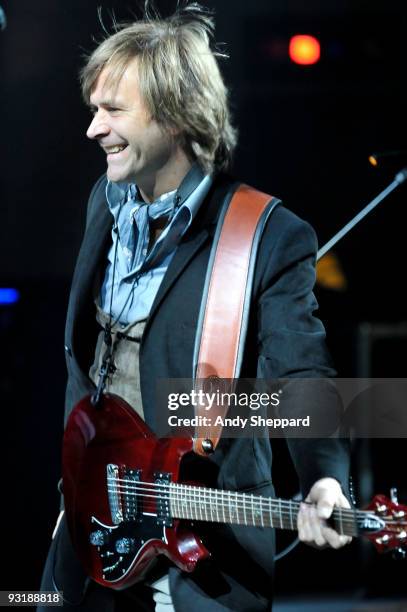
[105,161,207,214]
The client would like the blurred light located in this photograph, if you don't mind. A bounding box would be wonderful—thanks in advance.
[0,288,20,304]
[289,35,321,65]
[369,155,378,167]
[0,5,6,32]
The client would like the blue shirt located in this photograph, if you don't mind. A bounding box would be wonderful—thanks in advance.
[99,164,212,326]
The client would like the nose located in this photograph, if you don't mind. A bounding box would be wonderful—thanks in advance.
[86,111,110,140]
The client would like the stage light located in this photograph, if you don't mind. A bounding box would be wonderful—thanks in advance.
[0,288,20,305]
[289,35,321,65]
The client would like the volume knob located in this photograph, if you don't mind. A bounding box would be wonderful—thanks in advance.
[115,538,135,554]
[89,530,105,546]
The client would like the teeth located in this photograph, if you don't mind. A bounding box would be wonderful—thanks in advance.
[107,145,127,154]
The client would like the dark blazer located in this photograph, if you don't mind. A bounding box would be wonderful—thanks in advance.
[44,172,350,612]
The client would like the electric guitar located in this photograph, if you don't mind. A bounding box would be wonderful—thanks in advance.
[62,393,407,591]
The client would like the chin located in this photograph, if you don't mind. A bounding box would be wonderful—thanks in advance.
[107,169,128,184]
[106,161,138,185]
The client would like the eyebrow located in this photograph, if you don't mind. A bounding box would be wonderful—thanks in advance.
[88,98,124,110]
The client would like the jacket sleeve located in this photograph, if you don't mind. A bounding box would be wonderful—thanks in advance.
[254,207,350,497]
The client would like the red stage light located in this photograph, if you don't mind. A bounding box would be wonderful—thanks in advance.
[289,35,321,65]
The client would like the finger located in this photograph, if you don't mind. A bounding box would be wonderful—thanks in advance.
[315,493,336,519]
[309,485,341,520]
[338,493,352,509]
[299,504,326,545]
[298,503,314,542]
[321,526,352,549]
[308,505,327,547]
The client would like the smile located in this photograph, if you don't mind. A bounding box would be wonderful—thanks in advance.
[105,144,128,154]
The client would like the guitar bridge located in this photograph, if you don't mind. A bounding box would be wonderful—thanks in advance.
[107,464,142,524]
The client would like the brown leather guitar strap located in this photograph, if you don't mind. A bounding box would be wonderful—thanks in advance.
[192,183,280,456]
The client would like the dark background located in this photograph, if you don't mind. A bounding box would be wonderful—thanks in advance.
[1,0,406,607]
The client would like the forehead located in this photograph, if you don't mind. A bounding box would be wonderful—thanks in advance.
[89,58,141,104]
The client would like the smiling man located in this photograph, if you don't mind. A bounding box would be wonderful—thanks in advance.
[39,4,351,611]
[87,57,191,201]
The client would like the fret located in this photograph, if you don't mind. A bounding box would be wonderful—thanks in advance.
[173,485,178,518]
[191,486,195,521]
[278,498,283,529]
[178,485,184,519]
[170,484,176,519]
[198,487,204,521]
[183,486,189,519]
[289,501,295,530]
[268,498,273,528]
[192,487,196,520]
[242,492,248,525]
[259,496,264,527]
[215,489,220,523]
[251,494,255,526]
[203,487,209,522]
[228,490,233,523]
[177,484,181,519]
[221,490,226,524]
[194,487,200,520]
[337,506,344,535]
[188,482,193,520]
[210,487,214,522]
[235,491,244,525]
[170,484,175,518]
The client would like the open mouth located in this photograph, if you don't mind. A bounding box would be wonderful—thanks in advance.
[106,144,128,155]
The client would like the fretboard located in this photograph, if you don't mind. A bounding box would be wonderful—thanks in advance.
[169,483,363,537]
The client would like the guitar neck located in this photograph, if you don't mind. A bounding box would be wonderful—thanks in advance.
[169,483,361,537]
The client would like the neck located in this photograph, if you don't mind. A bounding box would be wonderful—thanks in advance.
[168,484,360,536]
[138,147,193,203]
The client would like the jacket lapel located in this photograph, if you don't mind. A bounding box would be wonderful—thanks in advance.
[147,227,210,323]
[146,174,237,326]
[66,178,111,350]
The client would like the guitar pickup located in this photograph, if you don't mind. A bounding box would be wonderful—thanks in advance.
[106,464,142,524]
[122,468,142,522]
[154,472,173,527]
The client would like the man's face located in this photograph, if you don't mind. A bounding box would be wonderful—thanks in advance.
[87,59,175,186]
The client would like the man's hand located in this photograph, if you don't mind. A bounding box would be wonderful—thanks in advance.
[297,477,352,549]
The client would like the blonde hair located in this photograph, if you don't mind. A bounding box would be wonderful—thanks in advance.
[80,3,238,172]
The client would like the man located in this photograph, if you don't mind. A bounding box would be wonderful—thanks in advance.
[40,4,351,611]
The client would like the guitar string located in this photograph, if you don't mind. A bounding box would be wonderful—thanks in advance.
[104,491,385,537]
[106,487,404,537]
[106,488,362,523]
[107,478,404,526]
[105,483,372,527]
[107,478,375,520]
[110,475,360,512]
[108,477,366,515]
[111,475,402,524]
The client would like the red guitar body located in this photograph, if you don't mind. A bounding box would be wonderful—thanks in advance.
[62,393,209,591]
[63,393,407,591]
